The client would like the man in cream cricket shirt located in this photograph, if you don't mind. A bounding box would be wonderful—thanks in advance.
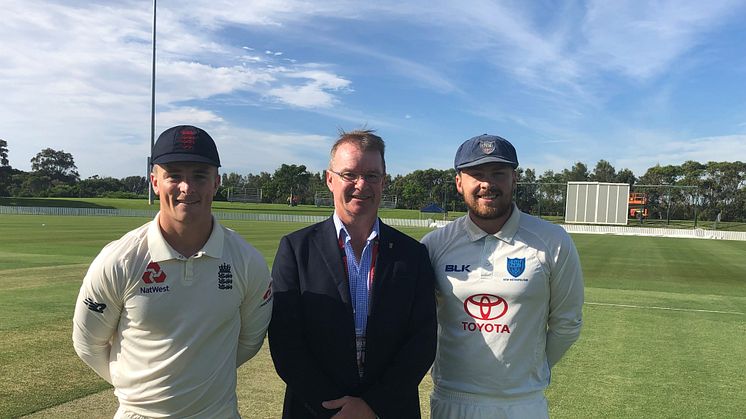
[422,134,584,419]
[72,125,272,418]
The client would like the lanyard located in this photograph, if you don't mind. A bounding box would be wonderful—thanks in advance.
[338,237,379,291]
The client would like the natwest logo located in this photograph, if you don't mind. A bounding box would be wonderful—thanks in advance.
[142,261,167,284]
[463,294,508,320]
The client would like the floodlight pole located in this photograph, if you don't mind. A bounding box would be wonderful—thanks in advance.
[148,0,157,205]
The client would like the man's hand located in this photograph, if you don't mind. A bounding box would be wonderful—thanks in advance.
[322,396,376,419]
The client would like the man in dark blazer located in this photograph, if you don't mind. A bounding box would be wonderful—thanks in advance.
[269,129,437,419]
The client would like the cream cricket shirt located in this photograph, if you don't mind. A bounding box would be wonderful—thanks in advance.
[72,214,272,418]
[421,205,583,399]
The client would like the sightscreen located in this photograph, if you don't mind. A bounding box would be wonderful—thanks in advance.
[565,182,629,225]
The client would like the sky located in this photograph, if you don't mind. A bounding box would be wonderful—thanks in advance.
[2,0,746,180]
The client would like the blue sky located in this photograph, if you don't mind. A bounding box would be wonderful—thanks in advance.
[2,0,746,179]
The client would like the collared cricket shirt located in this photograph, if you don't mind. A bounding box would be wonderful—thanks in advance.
[72,215,272,418]
[421,205,583,399]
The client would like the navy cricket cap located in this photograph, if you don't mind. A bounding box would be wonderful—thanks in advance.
[454,134,518,170]
[151,125,221,167]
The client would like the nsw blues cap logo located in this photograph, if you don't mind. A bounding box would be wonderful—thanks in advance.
[507,257,525,278]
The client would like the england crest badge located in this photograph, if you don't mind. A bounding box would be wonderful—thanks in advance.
[507,257,525,278]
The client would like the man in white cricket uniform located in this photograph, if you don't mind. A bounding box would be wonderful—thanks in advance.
[72,125,273,418]
[422,134,584,419]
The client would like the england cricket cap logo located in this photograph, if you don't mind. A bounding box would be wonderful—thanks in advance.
[151,125,221,167]
[480,140,496,154]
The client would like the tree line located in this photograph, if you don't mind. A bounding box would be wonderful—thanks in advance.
[1,140,744,222]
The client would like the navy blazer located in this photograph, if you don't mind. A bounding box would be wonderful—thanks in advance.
[268,218,437,418]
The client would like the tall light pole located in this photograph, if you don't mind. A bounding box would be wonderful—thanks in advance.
[148,0,157,205]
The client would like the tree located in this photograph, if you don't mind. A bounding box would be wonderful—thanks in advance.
[121,176,148,195]
[638,164,685,220]
[589,160,616,182]
[563,162,589,182]
[537,170,566,216]
[221,172,246,189]
[272,164,310,204]
[0,139,10,196]
[17,172,52,196]
[698,161,746,221]
[78,176,124,197]
[615,168,636,186]
[516,168,539,214]
[30,148,80,184]
[0,139,8,167]
[245,172,273,202]
[388,169,455,210]
[307,171,327,205]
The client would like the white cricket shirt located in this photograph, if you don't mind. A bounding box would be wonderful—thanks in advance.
[421,205,583,398]
[72,214,272,418]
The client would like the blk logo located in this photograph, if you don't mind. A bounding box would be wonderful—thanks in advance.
[142,262,167,284]
[464,294,508,320]
[445,264,471,273]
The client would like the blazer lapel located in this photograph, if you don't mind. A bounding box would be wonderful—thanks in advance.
[370,221,394,311]
[312,218,351,306]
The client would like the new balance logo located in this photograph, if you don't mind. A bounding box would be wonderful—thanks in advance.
[445,264,471,272]
[84,297,106,313]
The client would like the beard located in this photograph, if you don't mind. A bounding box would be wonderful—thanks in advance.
[463,191,513,222]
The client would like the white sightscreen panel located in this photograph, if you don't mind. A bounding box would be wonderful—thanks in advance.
[598,184,609,223]
[565,182,629,225]
[619,184,631,224]
[577,184,587,222]
[565,183,578,222]
[587,183,598,223]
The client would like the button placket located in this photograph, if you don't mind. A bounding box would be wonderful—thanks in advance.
[182,257,194,285]
[481,235,498,278]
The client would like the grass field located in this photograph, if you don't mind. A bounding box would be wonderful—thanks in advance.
[1,214,745,418]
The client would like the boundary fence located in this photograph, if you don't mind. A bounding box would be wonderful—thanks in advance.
[0,206,433,229]
[428,219,746,241]
[3,206,746,241]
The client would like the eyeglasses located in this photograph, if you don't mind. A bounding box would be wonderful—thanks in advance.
[329,170,384,184]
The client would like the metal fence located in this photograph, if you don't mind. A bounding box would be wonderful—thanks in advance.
[561,223,746,241]
[0,206,435,229]
[3,206,745,240]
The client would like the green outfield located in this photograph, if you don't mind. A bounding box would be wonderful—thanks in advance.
[1,214,744,418]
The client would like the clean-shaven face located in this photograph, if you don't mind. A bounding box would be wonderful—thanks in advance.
[151,162,220,229]
[326,142,385,224]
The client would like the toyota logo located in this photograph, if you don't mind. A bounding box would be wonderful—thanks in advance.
[464,294,508,320]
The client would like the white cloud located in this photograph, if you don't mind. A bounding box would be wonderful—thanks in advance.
[266,67,352,108]
[157,107,225,127]
[213,126,333,174]
[581,0,742,80]
[0,0,356,176]
[644,134,746,166]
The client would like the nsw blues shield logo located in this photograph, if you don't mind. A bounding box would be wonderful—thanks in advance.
[507,258,525,278]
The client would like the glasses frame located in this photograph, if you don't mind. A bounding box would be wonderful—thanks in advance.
[328,169,384,184]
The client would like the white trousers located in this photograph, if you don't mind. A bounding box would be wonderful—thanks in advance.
[430,387,549,419]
